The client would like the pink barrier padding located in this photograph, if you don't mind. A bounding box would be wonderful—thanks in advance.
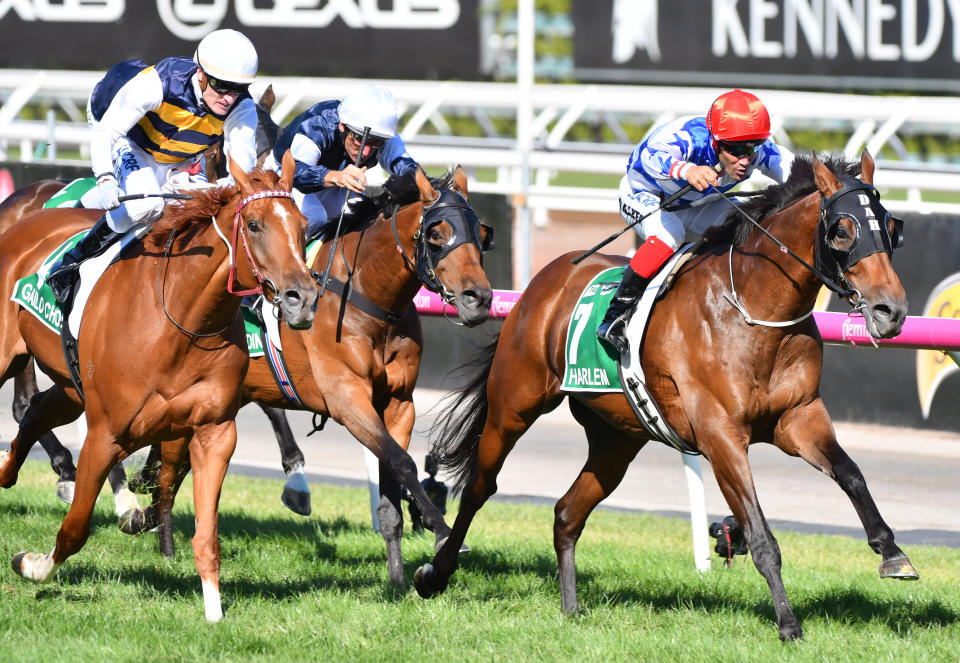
[813,312,960,351]
[413,288,521,319]
[415,287,960,351]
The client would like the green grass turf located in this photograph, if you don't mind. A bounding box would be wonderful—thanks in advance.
[0,460,957,662]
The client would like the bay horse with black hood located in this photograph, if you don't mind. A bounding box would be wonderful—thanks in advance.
[0,153,316,621]
[414,151,915,641]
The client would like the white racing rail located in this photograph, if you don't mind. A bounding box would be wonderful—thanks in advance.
[3,69,960,216]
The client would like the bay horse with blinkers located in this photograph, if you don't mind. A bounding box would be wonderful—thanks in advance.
[415,151,916,640]
[0,153,316,621]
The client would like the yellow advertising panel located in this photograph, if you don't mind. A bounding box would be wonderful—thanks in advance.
[917,274,960,419]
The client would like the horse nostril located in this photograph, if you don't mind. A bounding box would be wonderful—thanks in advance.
[283,289,303,307]
[460,289,479,307]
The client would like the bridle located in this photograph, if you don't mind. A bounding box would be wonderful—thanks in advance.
[159,187,295,337]
[214,189,296,299]
[813,177,903,297]
[390,188,494,306]
[715,176,902,329]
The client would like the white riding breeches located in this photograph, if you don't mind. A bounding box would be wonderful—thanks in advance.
[618,176,733,249]
[104,138,207,232]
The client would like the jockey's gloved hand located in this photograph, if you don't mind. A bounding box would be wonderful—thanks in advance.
[96,174,122,209]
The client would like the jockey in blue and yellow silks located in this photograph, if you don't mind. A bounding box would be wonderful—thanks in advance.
[47,29,260,304]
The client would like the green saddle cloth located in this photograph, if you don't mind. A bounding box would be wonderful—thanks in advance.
[561,266,624,392]
[43,178,96,209]
[10,232,86,333]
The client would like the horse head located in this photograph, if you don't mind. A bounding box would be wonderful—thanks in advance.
[403,167,493,326]
[227,150,318,329]
[812,150,907,339]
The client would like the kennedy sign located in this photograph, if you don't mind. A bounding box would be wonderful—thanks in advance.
[0,1,479,80]
[574,0,960,91]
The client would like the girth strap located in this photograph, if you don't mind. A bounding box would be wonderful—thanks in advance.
[252,302,304,408]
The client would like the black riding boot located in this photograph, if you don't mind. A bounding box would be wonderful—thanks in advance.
[47,214,121,304]
[596,265,648,355]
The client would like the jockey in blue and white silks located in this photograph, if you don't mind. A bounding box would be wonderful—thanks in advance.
[264,84,419,240]
[47,29,260,303]
[598,89,797,354]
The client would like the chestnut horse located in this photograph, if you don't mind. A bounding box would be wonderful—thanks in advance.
[0,178,418,521]
[124,168,492,585]
[0,154,317,621]
[414,152,917,640]
[0,179,144,511]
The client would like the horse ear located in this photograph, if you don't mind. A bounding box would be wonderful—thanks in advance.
[228,154,253,197]
[859,149,875,185]
[812,152,841,198]
[279,149,295,191]
[415,167,439,204]
[452,165,469,200]
[258,84,276,113]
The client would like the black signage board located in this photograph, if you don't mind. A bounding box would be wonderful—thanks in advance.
[574,0,960,92]
[0,1,480,80]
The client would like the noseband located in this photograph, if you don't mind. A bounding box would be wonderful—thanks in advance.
[391,188,494,303]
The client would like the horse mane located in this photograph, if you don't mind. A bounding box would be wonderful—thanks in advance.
[149,169,282,242]
[353,170,458,227]
[703,154,862,247]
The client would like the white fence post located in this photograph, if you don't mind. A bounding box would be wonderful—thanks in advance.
[682,453,712,572]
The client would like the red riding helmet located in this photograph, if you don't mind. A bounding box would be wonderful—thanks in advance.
[706,89,771,143]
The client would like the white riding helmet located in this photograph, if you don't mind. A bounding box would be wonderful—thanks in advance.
[338,85,399,139]
[194,29,258,85]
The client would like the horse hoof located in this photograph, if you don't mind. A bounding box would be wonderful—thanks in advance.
[127,469,154,495]
[11,551,26,577]
[459,542,471,554]
[118,506,158,535]
[778,623,804,641]
[281,472,311,516]
[56,480,75,504]
[879,554,920,580]
[413,564,436,599]
[10,551,57,583]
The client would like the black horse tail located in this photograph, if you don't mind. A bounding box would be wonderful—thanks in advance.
[428,333,500,493]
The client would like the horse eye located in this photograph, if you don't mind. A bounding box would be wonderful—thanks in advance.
[247,219,261,233]
[428,226,444,243]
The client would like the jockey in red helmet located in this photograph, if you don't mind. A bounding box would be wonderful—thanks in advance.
[597,89,796,355]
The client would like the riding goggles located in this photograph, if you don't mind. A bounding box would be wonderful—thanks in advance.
[345,126,387,149]
[718,140,764,158]
[205,73,250,96]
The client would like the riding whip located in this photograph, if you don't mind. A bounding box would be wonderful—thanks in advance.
[118,192,193,202]
[572,163,723,265]
[319,126,370,298]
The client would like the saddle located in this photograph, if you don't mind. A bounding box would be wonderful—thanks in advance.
[11,225,147,397]
[561,243,701,454]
